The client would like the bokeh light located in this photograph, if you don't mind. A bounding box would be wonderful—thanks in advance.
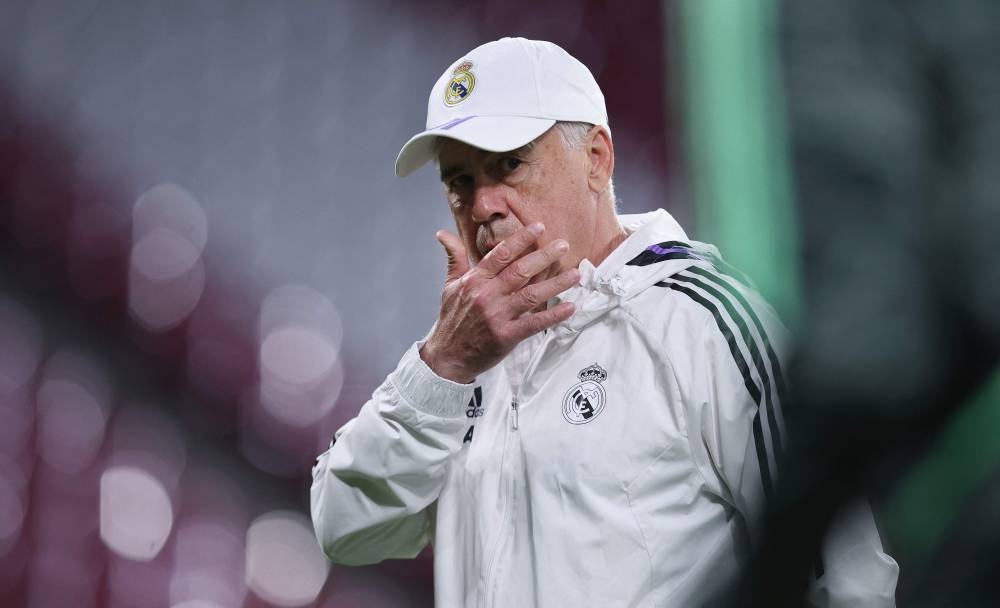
[35,351,111,474]
[244,511,329,607]
[257,285,344,428]
[128,182,208,332]
[261,326,339,387]
[132,182,209,253]
[129,227,207,332]
[99,465,175,561]
[169,517,247,608]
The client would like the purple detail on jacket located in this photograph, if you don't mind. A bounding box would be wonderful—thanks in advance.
[647,244,697,257]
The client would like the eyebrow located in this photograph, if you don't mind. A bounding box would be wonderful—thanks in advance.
[438,140,537,183]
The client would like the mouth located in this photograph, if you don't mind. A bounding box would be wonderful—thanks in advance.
[476,221,521,259]
[476,229,497,258]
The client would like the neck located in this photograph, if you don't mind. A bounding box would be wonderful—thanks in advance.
[585,198,628,267]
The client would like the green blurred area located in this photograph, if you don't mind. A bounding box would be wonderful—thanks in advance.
[675,0,1000,573]
[676,0,800,328]
[882,372,1000,569]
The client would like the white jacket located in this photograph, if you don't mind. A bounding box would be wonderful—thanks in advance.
[311,209,898,607]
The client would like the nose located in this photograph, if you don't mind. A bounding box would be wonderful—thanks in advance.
[470,181,509,225]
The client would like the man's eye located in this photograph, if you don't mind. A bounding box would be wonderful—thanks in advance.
[500,157,523,172]
[449,175,473,189]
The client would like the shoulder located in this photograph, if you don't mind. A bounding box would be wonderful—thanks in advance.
[631,260,788,348]
[626,260,791,398]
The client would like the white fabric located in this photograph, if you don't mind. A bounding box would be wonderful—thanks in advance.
[311,209,899,607]
[394,37,608,176]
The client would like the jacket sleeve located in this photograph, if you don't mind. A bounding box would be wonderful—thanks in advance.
[682,291,898,607]
[310,341,472,565]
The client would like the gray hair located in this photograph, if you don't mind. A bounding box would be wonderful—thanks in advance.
[552,121,596,150]
[552,121,617,206]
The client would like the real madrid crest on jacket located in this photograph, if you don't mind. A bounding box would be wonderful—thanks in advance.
[311,209,899,607]
[563,363,607,424]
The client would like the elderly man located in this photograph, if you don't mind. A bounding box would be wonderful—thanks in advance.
[310,38,898,607]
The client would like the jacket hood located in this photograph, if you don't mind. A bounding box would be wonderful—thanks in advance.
[554,209,721,334]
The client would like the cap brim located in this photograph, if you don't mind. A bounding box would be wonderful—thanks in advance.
[394,115,557,177]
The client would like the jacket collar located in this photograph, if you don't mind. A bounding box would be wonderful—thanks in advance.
[553,208,711,334]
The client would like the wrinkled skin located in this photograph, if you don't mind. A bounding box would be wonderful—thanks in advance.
[419,125,622,383]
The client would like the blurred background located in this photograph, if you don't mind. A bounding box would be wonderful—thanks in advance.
[0,1,678,606]
[1,0,997,606]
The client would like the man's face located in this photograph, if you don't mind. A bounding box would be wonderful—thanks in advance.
[437,126,596,281]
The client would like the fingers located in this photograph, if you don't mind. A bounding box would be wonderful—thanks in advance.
[436,229,469,283]
[507,301,576,342]
[476,222,545,279]
[496,238,570,293]
[507,266,580,315]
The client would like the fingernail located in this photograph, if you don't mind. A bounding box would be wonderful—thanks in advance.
[529,222,544,235]
[555,239,569,251]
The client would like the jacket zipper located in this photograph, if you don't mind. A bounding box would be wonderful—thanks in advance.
[480,404,513,608]
[482,333,553,607]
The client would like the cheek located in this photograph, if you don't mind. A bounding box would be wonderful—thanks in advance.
[452,215,480,260]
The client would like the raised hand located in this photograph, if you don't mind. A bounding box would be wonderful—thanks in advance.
[419,223,579,384]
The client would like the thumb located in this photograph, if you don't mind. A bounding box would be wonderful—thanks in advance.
[436,229,470,283]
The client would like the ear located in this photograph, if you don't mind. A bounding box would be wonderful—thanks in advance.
[586,126,614,195]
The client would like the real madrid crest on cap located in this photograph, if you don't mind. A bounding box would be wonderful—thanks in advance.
[443,61,476,106]
[562,363,608,425]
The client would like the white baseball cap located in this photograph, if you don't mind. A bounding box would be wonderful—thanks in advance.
[394,37,608,177]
